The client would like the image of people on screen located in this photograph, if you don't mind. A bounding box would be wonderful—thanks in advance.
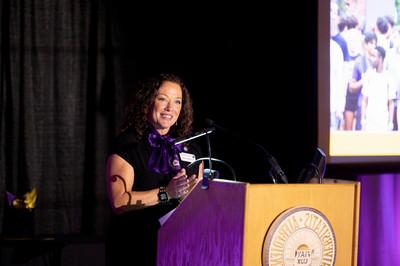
[330,0,400,132]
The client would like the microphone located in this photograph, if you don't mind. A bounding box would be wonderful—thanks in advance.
[174,127,215,145]
[297,147,326,184]
[205,119,233,135]
[267,154,289,184]
[205,118,288,184]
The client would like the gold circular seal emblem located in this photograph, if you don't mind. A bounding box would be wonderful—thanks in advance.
[262,207,336,266]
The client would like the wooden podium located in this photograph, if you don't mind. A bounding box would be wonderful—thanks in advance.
[157,179,360,266]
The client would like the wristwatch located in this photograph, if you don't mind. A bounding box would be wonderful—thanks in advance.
[158,186,169,203]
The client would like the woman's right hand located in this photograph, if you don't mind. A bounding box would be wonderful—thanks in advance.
[166,168,191,199]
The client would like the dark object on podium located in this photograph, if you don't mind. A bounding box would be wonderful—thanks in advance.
[297,147,326,183]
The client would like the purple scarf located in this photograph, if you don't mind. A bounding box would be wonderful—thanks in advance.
[147,129,184,175]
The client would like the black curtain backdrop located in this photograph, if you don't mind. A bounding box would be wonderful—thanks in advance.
[1,0,318,237]
[0,0,122,235]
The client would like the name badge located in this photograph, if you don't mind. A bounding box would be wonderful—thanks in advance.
[179,152,196,163]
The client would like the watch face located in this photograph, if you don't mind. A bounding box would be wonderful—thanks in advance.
[158,187,168,202]
[159,192,168,201]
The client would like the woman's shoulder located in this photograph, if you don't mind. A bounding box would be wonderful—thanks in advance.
[117,128,140,143]
[110,128,143,154]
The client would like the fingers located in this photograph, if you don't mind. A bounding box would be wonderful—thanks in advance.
[168,177,197,199]
[172,168,186,179]
[187,174,197,183]
[166,170,200,199]
[166,174,188,199]
[176,174,197,190]
[179,175,198,197]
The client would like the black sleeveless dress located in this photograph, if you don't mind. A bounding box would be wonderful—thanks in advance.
[105,128,201,266]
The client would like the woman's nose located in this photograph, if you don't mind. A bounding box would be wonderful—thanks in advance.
[164,101,172,110]
[165,99,178,110]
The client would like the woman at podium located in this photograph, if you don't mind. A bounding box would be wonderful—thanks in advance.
[105,73,203,265]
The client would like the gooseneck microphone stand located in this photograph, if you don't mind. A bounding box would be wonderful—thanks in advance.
[200,133,213,189]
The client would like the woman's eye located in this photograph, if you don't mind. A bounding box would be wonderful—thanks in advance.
[175,100,182,105]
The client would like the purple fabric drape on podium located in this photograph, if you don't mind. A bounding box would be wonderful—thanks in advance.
[357,173,400,266]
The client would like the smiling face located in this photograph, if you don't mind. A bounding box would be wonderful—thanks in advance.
[148,81,183,135]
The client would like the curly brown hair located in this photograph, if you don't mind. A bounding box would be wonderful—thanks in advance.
[120,73,194,139]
